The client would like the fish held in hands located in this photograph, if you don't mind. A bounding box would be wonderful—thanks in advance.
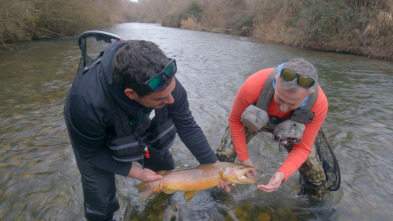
[135,162,255,202]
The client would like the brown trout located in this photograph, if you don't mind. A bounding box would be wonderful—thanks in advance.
[135,162,255,202]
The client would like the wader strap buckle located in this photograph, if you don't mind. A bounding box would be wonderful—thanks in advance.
[138,138,150,168]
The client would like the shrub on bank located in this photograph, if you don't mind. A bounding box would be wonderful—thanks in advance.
[0,0,133,43]
[1,0,391,60]
[160,0,393,60]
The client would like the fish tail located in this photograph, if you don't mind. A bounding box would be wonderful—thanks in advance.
[135,181,156,202]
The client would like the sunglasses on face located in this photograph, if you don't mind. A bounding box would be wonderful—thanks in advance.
[142,59,177,91]
[280,68,315,88]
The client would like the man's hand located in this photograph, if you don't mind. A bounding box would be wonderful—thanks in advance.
[128,165,164,191]
[240,158,257,179]
[128,165,162,182]
[257,171,284,192]
[217,181,235,192]
[216,160,235,192]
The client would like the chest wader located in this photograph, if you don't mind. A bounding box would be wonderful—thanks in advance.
[73,31,178,220]
[216,68,340,200]
[72,31,124,221]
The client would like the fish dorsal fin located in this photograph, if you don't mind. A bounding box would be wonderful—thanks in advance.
[219,171,228,182]
[184,190,198,202]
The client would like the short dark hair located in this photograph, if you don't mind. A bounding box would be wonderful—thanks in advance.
[113,40,172,97]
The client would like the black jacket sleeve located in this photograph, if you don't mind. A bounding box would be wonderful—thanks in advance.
[168,79,218,164]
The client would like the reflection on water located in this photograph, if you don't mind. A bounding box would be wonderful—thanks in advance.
[1,23,393,220]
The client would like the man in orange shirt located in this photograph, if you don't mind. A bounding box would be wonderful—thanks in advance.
[217,58,338,199]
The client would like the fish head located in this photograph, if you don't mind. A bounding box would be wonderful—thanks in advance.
[219,163,255,184]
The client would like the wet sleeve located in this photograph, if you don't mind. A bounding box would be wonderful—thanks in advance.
[168,79,218,164]
[65,94,132,176]
[277,86,328,182]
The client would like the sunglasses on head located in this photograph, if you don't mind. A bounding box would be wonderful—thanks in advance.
[142,59,177,91]
[280,68,315,88]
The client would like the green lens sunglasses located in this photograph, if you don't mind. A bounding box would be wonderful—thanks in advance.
[142,59,177,91]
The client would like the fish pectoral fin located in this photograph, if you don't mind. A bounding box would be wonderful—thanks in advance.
[184,190,198,202]
[219,171,228,182]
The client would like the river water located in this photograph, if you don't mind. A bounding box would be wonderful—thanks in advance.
[1,23,392,221]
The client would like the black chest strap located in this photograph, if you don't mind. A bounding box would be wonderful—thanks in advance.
[256,68,277,111]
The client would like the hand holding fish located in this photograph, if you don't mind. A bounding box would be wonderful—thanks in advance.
[128,165,163,182]
[216,160,236,192]
[257,171,285,192]
[216,159,257,192]
[240,158,257,179]
[216,181,236,192]
[240,159,284,192]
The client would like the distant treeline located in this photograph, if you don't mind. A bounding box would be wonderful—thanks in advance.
[0,0,135,42]
[1,0,392,60]
[138,0,393,61]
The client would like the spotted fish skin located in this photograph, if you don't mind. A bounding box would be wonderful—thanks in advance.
[136,162,255,202]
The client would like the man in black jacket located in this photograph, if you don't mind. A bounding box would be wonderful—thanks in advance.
[64,40,219,220]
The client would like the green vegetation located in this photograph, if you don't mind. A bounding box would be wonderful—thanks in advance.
[1,0,392,60]
[158,0,393,60]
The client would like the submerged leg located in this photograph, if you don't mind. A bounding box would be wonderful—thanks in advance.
[284,144,329,200]
[216,126,257,162]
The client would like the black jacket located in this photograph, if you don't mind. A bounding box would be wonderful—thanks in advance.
[64,40,217,176]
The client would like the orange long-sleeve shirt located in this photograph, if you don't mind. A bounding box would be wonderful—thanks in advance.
[228,68,328,182]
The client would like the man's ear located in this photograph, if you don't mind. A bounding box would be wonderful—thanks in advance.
[124,88,137,100]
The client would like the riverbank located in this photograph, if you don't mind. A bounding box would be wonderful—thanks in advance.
[1,0,392,61]
[159,0,393,61]
[0,0,134,44]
